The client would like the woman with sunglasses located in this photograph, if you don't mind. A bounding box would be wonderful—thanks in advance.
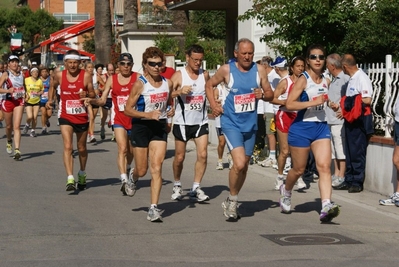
[279,44,340,222]
[123,47,174,222]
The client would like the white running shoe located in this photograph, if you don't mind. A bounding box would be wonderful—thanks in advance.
[125,178,137,197]
[147,206,164,222]
[189,187,210,202]
[279,185,291,213]
[296,177,307,190]
[216,161,223,170]
[171,185,183,200]
[379,193,399,206]
[221,198,241,220]
[259,158,277,167]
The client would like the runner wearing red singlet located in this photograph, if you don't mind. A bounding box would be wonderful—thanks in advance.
[46,50,95,191]
[0,55,25,160]
[271,56,305,190]
[83,53,138,195]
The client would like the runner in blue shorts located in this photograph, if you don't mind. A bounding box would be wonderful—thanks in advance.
[280,44,340,223]
[206,38,273,220]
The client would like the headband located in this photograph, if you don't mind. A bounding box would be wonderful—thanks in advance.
[30,67,39,74]
[64,54,81,60]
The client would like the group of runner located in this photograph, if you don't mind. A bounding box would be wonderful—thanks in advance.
[1,39,347,224]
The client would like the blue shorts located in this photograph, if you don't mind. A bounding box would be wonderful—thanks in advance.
[113,124,131,136]
[394,121,399,146]
[288,121,330,147]
[223,128,256,156]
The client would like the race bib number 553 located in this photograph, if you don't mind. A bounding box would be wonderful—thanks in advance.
[234,93,255,113]
[184,95,204,111]
[66,100,86,114]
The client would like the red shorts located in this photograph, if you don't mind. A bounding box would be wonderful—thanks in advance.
[276,110,296,133]
[1,98,25,112]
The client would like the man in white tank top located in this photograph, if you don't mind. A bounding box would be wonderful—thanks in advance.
[170,44,211,202]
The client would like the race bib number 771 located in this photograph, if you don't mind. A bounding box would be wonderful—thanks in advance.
[234,93,255,113]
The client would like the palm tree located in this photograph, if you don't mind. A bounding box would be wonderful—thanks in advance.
[124,0,139,31]
[95,0,113,64]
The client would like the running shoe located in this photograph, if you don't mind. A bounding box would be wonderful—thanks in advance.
[279,184,291,213]
[66,177,76,191]
[30,130,37,137]
[283,164,291,175]
[296,177,307,190]
[147,206,164,222]
[46,120,50,127]
[41,128,48,135]
[77,172,87,190]
[171,185,183,200]
[319,203,340,222]
[332,177,346,188]
[6,141,12,154]
[120,178,127,196]
[125,178,137,197]
[227,153,233,170]
[221,198,241,220]
[274,175,285,190]
[189,186,209,202]
[22,125,29,134]
[90,135,97,144]
[216,161,223,170]
[259,158,277,167]
[13,149,21,160]
[379,193,399,206]
[111,133,116,142]
[100,127,105,140]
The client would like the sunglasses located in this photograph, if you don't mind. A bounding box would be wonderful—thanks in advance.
[147,61,163,67]
[309,54,325,60]
[119,61,132,66]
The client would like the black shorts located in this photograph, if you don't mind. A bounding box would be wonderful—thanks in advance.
[25,102,40,107]
[173,123,209,142]
[102,98,112,110]
[39,102,49,108]
[58,118,89,133]
[130,120,167,147]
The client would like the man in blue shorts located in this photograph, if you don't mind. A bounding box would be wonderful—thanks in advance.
[205,38,273,220]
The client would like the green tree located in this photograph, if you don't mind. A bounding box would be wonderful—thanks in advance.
[0,7,63,55]
[238,0,359,59]
[191,10,226,40]
[340,0,399,62]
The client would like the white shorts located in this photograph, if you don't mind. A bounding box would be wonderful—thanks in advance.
[329,124,346,160]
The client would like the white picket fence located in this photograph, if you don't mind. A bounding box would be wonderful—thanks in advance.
[361,55,399,138]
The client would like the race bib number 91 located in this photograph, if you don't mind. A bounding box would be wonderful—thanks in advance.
[184,95,204,111]
[234,93,255,113]
[66,100,86,114]
[147,92,168,111]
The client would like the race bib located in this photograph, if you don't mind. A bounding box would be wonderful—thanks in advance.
[66,100,86,114]
[12,87,24,99]
[234,93,255,113]
[30,91,40,98]
[146,92,168,111]
[117,96,128,111]
[310,94,328,111]
[41,91,48,99]
[184,95,204,111]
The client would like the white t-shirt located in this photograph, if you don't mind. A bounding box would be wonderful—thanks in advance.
[264,69,280,113]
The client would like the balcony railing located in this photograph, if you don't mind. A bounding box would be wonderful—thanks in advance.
[53,13,90,22]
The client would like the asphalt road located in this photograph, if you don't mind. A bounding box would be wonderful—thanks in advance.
[1,114,399,267]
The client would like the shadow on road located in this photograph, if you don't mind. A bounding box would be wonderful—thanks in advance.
[20,150,55,160]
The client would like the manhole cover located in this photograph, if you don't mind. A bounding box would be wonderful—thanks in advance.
[261,233,362,246]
